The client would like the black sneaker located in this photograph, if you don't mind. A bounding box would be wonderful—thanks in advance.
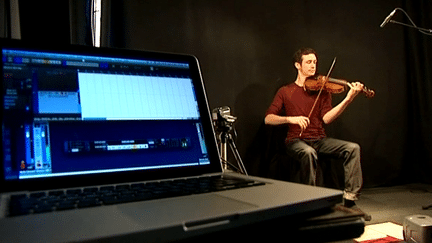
[337,201,372,222]
[350,205,372,221]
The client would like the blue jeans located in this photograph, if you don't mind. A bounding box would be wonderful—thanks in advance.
[285,137,363,200]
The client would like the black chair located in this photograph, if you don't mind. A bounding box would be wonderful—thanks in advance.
[263,124,344,190]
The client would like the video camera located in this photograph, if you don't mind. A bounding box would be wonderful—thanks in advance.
[212,106,237,133]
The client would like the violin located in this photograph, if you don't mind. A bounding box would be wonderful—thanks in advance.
[304,75,375,98]
[299,57,375,137]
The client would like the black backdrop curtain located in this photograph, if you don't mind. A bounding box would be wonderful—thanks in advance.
[101,0,432,187]
[18,0,71,45]
[17,0,92,46]
[402,0,432,184]
[13,0,432,187]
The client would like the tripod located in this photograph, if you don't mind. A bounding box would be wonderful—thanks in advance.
[218,128,248,175]
[212,106,248,175]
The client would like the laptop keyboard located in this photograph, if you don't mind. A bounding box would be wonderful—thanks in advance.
[8,175,265,217]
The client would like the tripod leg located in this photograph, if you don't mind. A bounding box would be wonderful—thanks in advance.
[220,141,228,170]
[227,135,248,175]
[422,204,432,210]
[219,133,229,171]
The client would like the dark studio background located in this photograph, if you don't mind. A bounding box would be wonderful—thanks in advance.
[1,0,431,188]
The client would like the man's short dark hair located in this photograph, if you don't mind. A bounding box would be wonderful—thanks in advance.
[292,48,317,66]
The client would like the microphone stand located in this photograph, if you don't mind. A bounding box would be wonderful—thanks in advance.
[382,8,432,36]
[389,20,432,35]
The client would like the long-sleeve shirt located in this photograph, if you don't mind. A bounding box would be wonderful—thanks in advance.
[265,82,333,143]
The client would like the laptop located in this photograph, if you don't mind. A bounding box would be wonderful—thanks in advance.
[0,38,343,242]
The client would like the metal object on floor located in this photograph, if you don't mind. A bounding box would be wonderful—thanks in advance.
[404,215,432,243]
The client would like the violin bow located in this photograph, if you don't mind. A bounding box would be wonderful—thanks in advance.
[299,57,337,137]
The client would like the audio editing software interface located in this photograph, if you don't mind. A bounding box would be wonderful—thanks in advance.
[2,48,210,181]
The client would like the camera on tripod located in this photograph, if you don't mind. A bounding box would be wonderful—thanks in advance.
[212,106,237,133]
[211,106,247,175]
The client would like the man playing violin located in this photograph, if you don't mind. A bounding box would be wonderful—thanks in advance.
[264,47,371,220]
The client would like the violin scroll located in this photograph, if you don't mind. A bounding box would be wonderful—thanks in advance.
[359,82,375,98]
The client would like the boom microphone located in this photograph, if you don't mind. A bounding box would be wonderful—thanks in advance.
[380,9,397,28]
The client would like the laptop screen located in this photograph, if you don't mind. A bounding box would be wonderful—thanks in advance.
[1,40,220,188]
